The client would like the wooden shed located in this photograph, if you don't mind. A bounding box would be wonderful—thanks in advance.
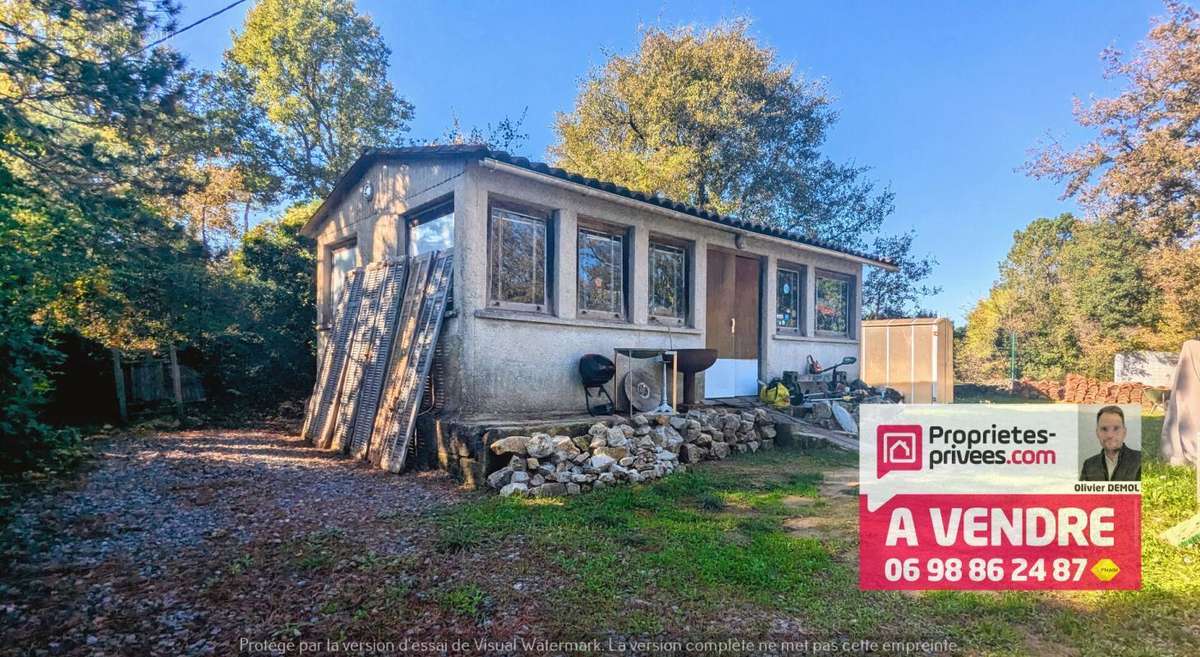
[860,318,954,403]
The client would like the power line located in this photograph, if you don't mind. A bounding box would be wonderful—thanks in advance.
[124,0,251,60]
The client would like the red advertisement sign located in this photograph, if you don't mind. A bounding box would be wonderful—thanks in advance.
[859,405,1142,591]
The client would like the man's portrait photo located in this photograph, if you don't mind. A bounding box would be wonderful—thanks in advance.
[1079,405,1142,481]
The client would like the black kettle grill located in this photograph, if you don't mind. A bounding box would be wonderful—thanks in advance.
[578,354,616,416]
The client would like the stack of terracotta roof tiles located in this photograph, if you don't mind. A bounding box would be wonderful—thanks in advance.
[1016,374,1161,408]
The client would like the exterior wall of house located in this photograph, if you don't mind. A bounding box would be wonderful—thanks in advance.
[452,161,862,416]
[309,156,866,418]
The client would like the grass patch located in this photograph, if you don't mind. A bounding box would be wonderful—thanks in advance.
[432,415,1200,654]
[437,584,488,618]
[289,528,346,571]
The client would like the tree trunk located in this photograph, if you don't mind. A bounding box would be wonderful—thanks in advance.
[111,349,127,424]
[169,344,184,418]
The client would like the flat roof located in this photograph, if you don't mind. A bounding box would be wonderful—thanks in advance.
[303,144,897,269]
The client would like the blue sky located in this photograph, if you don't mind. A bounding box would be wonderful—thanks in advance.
[172,0,1167,324]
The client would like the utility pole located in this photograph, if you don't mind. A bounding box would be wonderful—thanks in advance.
[1009,332,1017,392]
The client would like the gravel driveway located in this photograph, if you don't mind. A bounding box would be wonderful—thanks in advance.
[0,430,463,656]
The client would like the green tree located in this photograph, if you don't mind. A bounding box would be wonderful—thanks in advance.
[216,0,414,198]
[219,202,318,401]
[0,0,198,471]
[551,20,936,316]
[958,214,1156,381]
[1026,1,1200,349]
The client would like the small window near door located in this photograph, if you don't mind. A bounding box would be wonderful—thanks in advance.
[329,240,357,311]
[815,270,853,337]
[488,202,552,311]
[408,200,454,256]
[578,226,626,319]
[648,239,688,324]
[777,265,805,334]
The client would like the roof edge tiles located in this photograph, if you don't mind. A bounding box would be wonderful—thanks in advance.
[302,144,896,269]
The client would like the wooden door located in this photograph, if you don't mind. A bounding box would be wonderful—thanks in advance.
[733,255,760,359]
[706,249,760,397]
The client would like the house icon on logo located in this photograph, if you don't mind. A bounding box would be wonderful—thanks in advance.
[877,425,923,477]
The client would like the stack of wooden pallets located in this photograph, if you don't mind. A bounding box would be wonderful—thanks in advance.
[301,250,453,473]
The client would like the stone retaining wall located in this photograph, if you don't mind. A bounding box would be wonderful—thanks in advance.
[486,407,778,497]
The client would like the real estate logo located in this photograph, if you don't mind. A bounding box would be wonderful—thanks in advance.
[877,424,923,478]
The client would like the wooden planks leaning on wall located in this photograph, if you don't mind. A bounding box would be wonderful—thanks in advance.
[373,250,454,473]
[302,268,365,446]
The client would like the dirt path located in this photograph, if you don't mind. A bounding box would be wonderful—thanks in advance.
[0,430,463,656]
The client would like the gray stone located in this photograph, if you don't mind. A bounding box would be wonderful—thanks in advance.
[606,426,628,447]
[748,440,760,452]
[669,415,688,430]
[566,483,581,495]
[588,422,610,438]
[735,443,749,454]
[619,424,636,438]
[535,482,568,497]
[680,444,703,464]
[537,463,555,476]
[510,455,527,471]
[722,415,740,431]
[632,414,649,426]
[589,454,617,470]
[634,425,651,436]
[510,470,530,484]
[695,433,713,447]
[499,482,528,497]
[627,470,643,483]
[487,468,512,489]
[710,442,730,459]
[685,419,703,432]
[572,452,590,464]
[598,472,616,484]
[571,473,591,483]
[595,446,629,461]
[618,456,635,467]
[491,435,530,456]
[530,474,545,487]
[760,425,777,439]
[526,433,555,459]
[740,420,755,434]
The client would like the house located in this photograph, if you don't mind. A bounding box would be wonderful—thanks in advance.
[300,144,896,420]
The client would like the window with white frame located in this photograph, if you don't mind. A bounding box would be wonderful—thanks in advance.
[648,239,688,323]
[488,202,551,311]
[776,264,805,334]
[328,240,357,313]
[815,270,853,337]
[407,199,454,256]
[577,225,627,319]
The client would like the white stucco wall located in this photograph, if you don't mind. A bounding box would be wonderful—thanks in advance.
[310,155,872,417]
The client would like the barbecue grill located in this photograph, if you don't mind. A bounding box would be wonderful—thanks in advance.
[578,354,616,416]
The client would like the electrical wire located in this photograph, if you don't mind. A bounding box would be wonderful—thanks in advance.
[120,0,250,60]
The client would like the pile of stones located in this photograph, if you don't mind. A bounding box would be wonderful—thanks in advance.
[486,407,778,497]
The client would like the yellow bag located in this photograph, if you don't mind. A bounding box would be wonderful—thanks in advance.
[759,381,791,409]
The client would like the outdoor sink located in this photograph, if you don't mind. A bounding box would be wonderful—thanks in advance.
[674,348,719,410]
[675,348,718,374]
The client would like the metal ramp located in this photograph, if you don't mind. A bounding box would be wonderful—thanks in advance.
[329,262,389,452]
[301,268,365,447]
[374,250,454,473]
[347,259,409,460]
